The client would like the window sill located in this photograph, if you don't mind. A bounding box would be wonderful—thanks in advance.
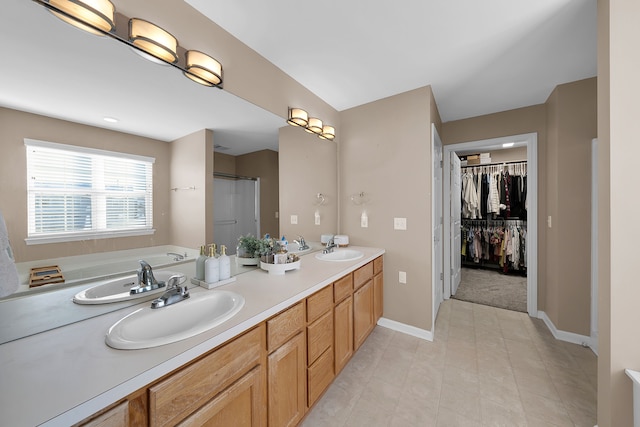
[25,229,156,245]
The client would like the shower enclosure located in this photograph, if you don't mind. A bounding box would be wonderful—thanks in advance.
[213,173,260,255]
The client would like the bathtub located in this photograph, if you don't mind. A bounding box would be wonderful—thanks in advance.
[11,245,198,298]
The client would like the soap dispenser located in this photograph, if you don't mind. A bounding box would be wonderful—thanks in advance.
[195,245,207,281]
[219,245,231,280]
[205,245,220,284]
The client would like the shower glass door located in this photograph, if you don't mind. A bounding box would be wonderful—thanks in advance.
[213,176,260,255]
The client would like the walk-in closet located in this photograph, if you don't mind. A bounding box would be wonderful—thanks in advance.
[454,148,529,312]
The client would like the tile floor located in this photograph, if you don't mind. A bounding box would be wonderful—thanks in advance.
[301,299,597,427]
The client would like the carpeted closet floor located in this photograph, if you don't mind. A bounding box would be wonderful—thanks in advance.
[453,267,527,312]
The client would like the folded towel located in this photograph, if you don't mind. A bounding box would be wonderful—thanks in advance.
[0,210,19,297]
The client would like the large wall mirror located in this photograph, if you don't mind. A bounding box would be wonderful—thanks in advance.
[0,0,284,342]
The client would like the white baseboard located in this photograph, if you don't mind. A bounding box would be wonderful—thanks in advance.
[537,311,597,354]
[377,317,434,342]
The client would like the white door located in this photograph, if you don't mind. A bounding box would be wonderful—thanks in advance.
[450,152,462,295]
[432,124,444,322]
[590,138,598,353]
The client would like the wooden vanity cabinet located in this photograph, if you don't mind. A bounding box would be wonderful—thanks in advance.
[353,262,375,351]
[148,324,266,427]
[267,302,306,427]
[373,256,384,322]
[333,274,353,374]
[306,286,334,408]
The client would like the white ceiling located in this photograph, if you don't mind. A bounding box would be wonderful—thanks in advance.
[0,0,596,157]
[187,0,597,121]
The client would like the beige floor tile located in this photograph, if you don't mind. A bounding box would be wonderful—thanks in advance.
[359,377,403,412]
[439,382,481,421]
[300,382,358,427]
[520,389,574,426]
[480,397,527,427]
[344,397,394,427]
[437,406,482,427]
[442,364,480,390]
[513,368,561,400]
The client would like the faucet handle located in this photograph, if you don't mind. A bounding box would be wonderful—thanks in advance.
[166,274,183,290]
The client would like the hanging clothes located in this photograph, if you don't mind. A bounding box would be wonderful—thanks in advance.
[461,219,527,274]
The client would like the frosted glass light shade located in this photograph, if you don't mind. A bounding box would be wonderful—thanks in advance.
[305,117,323,134]
[129,18,178,64]
[47,0,115,36]
[287,108,308,127]
[319,125,335,141]
[184,50,223,86]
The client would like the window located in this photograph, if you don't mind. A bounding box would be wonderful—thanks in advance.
[25,139,154,244]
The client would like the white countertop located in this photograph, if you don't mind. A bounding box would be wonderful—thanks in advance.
[0,246,384,426]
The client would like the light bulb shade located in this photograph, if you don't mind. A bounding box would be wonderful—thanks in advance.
[319,125,335,141]
[183,51,223,86]
[47,0,115,36]
[305,117,323,134]
[129,18,178,64]
[287,108,308,127]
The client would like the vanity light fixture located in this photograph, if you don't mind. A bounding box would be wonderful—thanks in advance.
[129,18,178,64]
[305,117,323,135]
[502,142,515,148]
[46,0,115,36]
[286,107,336,141]
[319,125,335,141]
[183,50,223,86]
[287,108,309,127]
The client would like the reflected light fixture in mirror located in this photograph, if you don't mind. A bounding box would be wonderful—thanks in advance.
[46,0,115,36]
[129,18,178,64]
[305,117,323,135]
[287,108,309,127]
[319,125,335,141]
[184,50,223,86]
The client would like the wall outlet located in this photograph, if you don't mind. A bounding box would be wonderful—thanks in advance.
[399,271,407,284]
[290,214,298,225]
[315,212,321,225]
[394,217,407,230]
[275,211,279,219]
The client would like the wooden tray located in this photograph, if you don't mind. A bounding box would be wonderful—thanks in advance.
[29,265,65,288]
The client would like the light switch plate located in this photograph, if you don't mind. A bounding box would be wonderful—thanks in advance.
[399,271,407,284]
[291,214,298,225]
[361,213,368,228]
[275,211,279,219]
[394,217,407,230]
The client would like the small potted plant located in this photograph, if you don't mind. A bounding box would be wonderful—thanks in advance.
[236,234,261,265]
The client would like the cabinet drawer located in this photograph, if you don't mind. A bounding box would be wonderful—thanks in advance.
[353,262,373,290]
[79,401,128,427]
[333,274,352,303]
[307,286,332,323]
[307,310,333,365]
[267,302,305,353]
[307,347,334,407]
[149,325,265,427]
[373,256,383,275]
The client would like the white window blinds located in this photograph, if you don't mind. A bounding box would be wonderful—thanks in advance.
[25,139,154,244]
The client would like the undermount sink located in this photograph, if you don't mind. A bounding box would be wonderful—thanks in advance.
[73,271,186,305]
[105,290,245,349]
[315,249,364,262]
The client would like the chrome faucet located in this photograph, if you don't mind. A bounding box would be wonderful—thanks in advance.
[130,260,166,295]
[151,275,189,309]
[167,252,186,261]
[323,236,337,254]
[293,236,310,251]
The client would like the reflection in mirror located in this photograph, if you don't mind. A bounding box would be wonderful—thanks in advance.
[0,0,283,342]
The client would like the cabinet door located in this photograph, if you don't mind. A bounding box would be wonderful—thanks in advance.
[374,271,383,322]
[80,401,128,427]
[268,332,306,427]
[178,365,266,427]
[334,295,353,374]
[353,280,374,351]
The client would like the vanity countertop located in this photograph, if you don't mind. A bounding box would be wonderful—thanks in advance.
[0,246,384,426]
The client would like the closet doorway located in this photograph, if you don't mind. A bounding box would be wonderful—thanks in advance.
[442,133,538,317]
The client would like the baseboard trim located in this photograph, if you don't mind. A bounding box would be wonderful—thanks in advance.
[377,317,434,342]
[537,311,596,354]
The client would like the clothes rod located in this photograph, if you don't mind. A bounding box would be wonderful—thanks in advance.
[462,159,527,168]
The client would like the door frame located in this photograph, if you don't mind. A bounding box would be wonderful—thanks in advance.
[431,124,444,326]
[590,138,598,354]
[442,132,538,317]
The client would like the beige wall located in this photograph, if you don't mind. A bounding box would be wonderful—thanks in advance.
[598,0,640,425]
[0,107,171,262]
[170,129,213,248]
[213,152,236,175]
[236,150,279,238]
[442,104,549,311]
[545,78,597,336]
[340,86,435,331]
[488,146,528,163]
[279,126,338,243]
